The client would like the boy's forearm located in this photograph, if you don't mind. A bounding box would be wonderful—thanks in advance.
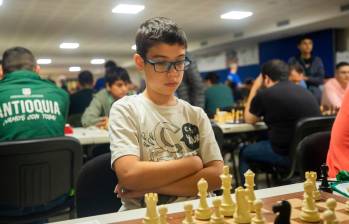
[153,160,224,197]
[115,156,203,191]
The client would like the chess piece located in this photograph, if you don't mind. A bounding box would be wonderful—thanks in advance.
[319,164,333,193]
[272,200,291,224]
[182,203,196,224]
[251,199,266,224]
[346,200,349,212]
[233,186,251,223]
[325,198,338,223]
[323,210,336,224]
[210,198,224,224]
[159,206,168,224]
[220,166,235,217]
[143,193,160,224]
[195,178,211,220]
[244,169,256,212]
[305,171,321,201]
[300,182,320,222]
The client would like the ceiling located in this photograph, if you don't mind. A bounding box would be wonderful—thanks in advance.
[1,0,349,77]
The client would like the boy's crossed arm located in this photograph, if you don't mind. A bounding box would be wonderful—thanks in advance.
[114,156,223,199]
[113,155,204,191]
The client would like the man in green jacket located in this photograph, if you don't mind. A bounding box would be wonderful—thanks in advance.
[81,67,129,128]
[0,47,69,142]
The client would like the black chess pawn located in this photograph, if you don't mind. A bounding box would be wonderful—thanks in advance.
[272,200,291,224]
[319,164,332,193]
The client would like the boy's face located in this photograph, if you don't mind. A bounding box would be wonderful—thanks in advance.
[107,80,128,100]
[298,39,313,55]
[134,43,186,97]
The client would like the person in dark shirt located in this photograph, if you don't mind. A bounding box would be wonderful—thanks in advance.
[68,70,95,126]
[240,59,320,177]
[94,60,117,92]
[288,36,325,103]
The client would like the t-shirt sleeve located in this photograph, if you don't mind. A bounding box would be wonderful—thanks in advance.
[197,109,223,164]
[109,100,140,167]
[249,91,264,117]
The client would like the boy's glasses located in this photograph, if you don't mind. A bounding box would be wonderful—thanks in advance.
[144,57,192,73]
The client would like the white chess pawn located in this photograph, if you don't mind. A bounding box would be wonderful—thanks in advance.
[220,166,235,217]
[159,206,168,224]
[251,199,266,224]
[300,182,320,222]
[323,210,336,224]
[182,203,196,224]
[195,178,211,220]
[326,198,338,223]
[210,198,224,224]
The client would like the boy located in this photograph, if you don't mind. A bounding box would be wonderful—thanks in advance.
[81,67,129,128]
[110,17,223,210]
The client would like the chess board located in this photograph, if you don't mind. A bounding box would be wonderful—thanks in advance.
[115,191,349,224]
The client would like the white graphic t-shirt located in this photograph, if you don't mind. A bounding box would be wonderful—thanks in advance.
[109,94,223,210]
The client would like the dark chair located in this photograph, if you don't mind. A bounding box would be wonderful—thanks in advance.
[0,137,83,224]
[248,116,335,186]
[76,153,122,218]
[68,113,83,127]
[296,131,331,179]
[211,123,239,186]
[282,116,335,182]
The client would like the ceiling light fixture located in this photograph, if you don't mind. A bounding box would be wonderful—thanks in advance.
[60,42,79,49]
[69,66,81,72]
[131,44,137,50]
[37,58,52,65]
[91,58,106,65]
[112,4,145,14]
[220,11,253,20]
[0,0,3,6]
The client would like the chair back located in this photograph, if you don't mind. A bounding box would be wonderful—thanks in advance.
[76,153,121,218]
[0,136,82,223]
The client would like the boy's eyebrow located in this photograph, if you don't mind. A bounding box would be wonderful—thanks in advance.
[150,54,186,60]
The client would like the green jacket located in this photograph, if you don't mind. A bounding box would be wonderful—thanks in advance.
[0,70,69,141]
[81,89,114,127]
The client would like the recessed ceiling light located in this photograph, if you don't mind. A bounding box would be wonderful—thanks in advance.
[91,58,106,65]
[131,44,137,50]
[60,42,79,49]
[220,11,253,20]
[69,66,81,72]
[112,4,145,14]
[0,0,3,6]
[37,58,52,65]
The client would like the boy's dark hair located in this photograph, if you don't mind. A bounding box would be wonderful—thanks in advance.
[135,17,187,58]
[2,47,36,74]
[289,63,304,75]
[297,35,312,45]
[204,72,219,84]
[78,70,94,86]
[261,59,289,82]
[105,60,117,74]
[105,67,130,86]
[336,61,349,70]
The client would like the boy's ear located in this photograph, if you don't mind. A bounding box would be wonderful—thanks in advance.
[134,53,145,71]
[34,65,41,73]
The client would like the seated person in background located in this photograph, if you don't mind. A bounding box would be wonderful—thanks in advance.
[327,87,349,177]
[68,70,95,126]
[0,46,69,141]
[288,36,325,104]
[110,17,223,210]
[321,62,349,109]
[226,57,243,102]
[94,60,118,92]
[81,67,129,128]
[204,72,234,118]
[288,64,307,88]
[240,59,320,178]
